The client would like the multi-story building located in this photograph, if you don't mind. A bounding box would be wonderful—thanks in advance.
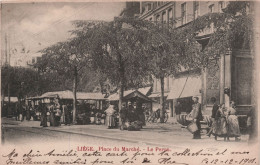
[139,1,255,119]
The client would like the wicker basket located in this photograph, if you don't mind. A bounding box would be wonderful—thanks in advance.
[187,122,198,134]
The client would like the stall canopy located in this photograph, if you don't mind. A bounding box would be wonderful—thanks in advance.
[167,76,201,100]
[148,92,169,98]
[77,92,106,100]
[108,88,153,103]
[28,90,106,100]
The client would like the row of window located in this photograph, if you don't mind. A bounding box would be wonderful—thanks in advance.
[143,1,227,26]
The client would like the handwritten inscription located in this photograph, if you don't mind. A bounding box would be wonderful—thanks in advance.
[1,148,257,165]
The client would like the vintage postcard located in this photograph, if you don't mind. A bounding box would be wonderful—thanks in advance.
[1,0,259,165]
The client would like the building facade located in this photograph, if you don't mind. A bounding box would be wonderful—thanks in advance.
[138,1,255,118]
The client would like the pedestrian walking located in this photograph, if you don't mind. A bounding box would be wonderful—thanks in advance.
[188,97,203,139]
[21,101,27,122]
[49,103,55,126]
[63,104,71,125]
[206,97,219,140]
[105,104,116,129]
[15,103,20,121]
[212,103,228,141]
[53,96,62,126]
[226,101,241,141]
[26,103,32,121]
[39,101,48,127]
[138,104,146,127]
[127,102,136,122]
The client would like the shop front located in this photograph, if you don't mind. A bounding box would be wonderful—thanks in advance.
[167,75,202,117]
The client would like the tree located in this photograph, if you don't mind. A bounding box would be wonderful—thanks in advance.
[145,23,182,123]
[72,18,152,127]
[171,1,254,68]
[37,37,91,124]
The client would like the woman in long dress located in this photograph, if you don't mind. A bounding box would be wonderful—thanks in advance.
[105,105,116,129]
[53,97,62,126]
[49,103,55,126]
[212,103,228,141]
[227,101,241,141]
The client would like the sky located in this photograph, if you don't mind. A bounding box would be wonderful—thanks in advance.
[1,2,126,66]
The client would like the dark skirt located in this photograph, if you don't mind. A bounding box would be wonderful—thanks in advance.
[193,120,201,139]
[50,113,55,126]
[54,116,61,126]
[138,113,146,126]
[40,114,48,127]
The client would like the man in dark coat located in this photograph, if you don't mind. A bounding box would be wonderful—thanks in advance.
[190,97,203,139]
[175,101,182,115]
[138,104,146,126]
[39,101,48,127]
[127,102,136,122]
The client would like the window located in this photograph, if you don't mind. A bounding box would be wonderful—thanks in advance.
[194,1,199,19]
[162,11,167,24]
[153,2,157,9]
[181,3,187,25]
[168,8,173,24]
[156,14,160,23]
[209,4,215,13]
[218,1,225,12]
[148,3,152,11]
[246,2,254,14]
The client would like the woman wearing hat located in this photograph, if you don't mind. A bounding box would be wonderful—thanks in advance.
[105,104,116,129]
[212,103,228,140]
[189,96,203,139]
[226,101,241,141]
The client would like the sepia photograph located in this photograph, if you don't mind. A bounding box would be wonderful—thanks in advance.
[1,1,259,164]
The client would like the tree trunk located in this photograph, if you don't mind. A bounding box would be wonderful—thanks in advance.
[118,52,124,129]
[72,67,77,124]
[118,78,124,127]
[160,76,165,123]
[7,66,11,117]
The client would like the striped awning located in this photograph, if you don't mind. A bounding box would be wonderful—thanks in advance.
[167,76,201,100]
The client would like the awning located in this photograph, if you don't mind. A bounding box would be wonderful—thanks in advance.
[108,87,152,101]
[167,76,201,100]
[4,97,18,103]
[77,92,106,100]
[40,90,73,99]
[38,90,106,100]
[148,92,169,98]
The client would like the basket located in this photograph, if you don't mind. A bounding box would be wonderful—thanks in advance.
[187,122,198,134]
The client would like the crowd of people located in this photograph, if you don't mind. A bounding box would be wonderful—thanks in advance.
[38,96,72,127]
[8,95,255,140]
[206,98,241,141]
[14,96,72,127]
[181,96,242,140]
[104,102,146,131]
